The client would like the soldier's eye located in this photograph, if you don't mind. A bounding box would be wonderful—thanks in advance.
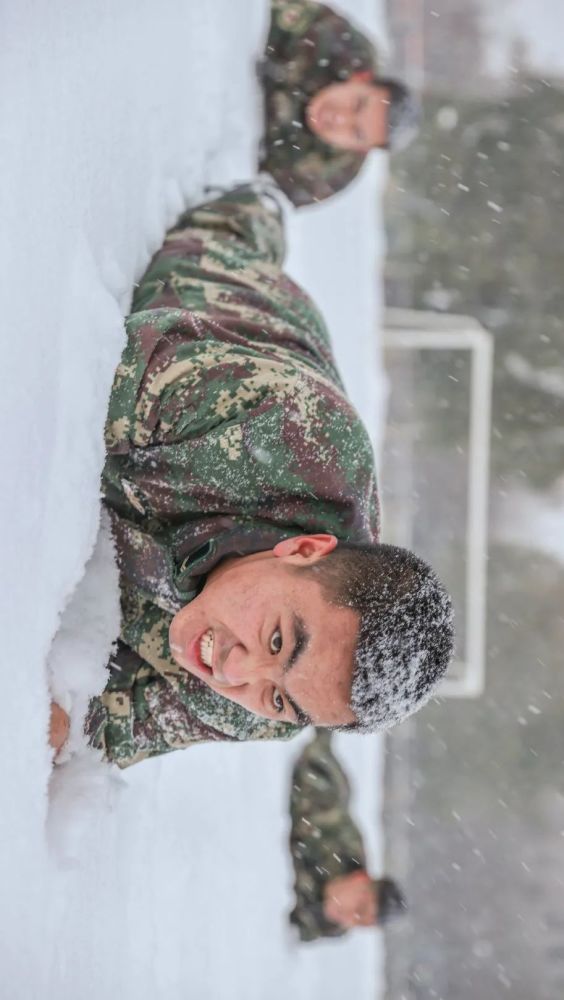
[272,687,285,714]
[270,628,282,654]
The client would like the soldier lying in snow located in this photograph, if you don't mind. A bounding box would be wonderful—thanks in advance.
[289,730,406,940]
[49,184,453,767]
[259,0,419,207]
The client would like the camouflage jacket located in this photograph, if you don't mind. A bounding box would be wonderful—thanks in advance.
[260,0,377,207]
[85,186,380,768]
[289,729,368,941]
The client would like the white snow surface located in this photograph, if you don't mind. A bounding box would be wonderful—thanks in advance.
[1,2,387,997]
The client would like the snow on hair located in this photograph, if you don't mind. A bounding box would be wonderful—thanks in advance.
[311,542,454,733]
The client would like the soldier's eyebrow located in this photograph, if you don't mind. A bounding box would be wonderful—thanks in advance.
[283,614,313,726]
[285,691,312,728]
[284,613,310,675]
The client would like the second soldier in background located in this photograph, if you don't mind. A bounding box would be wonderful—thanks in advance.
[289,729,407,941]
[259,0,418,207]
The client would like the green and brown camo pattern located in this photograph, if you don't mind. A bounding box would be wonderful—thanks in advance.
[85,185,379,768]
[289,729,369,941]
[260,0,378,207]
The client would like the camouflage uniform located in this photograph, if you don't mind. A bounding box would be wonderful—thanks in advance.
[260,0,378,207]
[85,186,380,768]
[289,729,369,941]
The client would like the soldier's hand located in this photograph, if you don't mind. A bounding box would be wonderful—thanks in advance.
[323,871,377,929]
[49,701,70,754]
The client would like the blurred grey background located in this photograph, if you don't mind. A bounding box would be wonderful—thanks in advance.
[381,1,564,997]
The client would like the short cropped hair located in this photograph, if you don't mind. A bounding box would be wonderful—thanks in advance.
[303,541,454,732]
[376,78,420,152]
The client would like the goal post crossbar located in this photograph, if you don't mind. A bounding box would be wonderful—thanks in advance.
[383,309,494,698]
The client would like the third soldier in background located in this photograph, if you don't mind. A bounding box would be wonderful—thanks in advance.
[289,729,407,941]
[259,0,419,208]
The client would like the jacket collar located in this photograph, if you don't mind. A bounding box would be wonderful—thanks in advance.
[108,509,299,614]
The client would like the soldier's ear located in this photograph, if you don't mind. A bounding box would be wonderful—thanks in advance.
[273,534,338,562]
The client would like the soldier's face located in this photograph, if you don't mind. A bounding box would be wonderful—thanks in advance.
[306,78,389,153]
[323,871,378,929]
[168,534,358,728]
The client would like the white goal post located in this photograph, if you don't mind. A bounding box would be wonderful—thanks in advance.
[383,308,494,698]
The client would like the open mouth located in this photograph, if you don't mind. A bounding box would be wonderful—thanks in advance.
[199,628,214,670]
[193,628,230,688]
[172,628,215,678]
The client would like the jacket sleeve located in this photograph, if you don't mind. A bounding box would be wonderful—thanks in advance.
[84,643,210,769]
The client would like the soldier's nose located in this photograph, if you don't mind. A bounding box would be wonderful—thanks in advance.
[221,644,274,687]
[219,647,250,687]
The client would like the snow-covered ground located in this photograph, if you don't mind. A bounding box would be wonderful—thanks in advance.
[0,2,388,997]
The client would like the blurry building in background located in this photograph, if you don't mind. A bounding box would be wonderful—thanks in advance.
[382,1,564,997]
[385,0,492,95]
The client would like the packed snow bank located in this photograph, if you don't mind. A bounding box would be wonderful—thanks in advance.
[0,1,388,997]
[0,0,269,992]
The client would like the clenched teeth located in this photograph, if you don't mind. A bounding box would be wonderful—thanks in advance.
[200,629,214,668]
